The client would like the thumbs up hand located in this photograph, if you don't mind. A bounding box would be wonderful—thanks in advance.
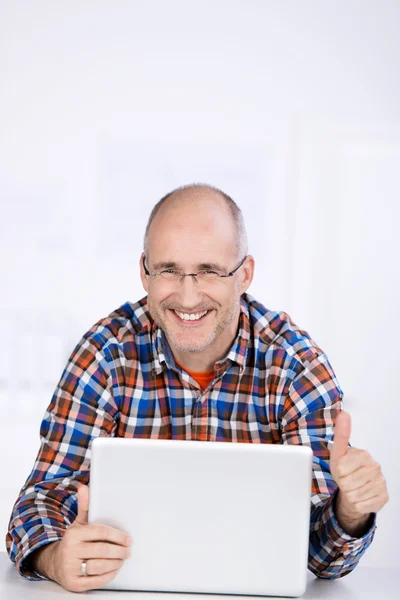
[330,411,389,536]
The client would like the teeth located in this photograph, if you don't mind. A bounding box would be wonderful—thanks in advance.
[174,310,209,321]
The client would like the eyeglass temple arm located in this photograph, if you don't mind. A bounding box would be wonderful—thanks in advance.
[224,255,247,277]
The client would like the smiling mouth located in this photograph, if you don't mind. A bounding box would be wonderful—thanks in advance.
[169,309,212,324]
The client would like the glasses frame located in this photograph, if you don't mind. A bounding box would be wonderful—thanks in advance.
[142,254,247,284]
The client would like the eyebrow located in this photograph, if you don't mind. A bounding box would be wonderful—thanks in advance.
[151,260,227,271]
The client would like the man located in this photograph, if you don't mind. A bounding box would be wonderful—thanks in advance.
[6,184,389,593]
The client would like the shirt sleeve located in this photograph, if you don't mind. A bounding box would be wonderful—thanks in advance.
[5,333,119,580]
[281,351,377,579]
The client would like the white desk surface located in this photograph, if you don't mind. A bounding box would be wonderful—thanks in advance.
[1,553,399,599]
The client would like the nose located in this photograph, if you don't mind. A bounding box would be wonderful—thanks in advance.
[175,274,203,307]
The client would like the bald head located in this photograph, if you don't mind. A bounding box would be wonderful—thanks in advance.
[143,183,248,261]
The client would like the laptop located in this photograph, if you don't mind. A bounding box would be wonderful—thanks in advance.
[89,438,313,597]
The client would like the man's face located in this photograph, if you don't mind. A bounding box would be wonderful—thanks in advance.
[140,195,253,356]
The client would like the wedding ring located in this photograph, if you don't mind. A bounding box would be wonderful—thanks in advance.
[81,560,88,577]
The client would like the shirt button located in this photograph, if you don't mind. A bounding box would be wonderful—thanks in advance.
[342,543,350,556]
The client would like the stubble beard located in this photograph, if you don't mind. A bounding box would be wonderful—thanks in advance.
[147,292,241,354]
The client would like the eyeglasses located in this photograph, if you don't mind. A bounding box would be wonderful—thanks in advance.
[143,255,247,286]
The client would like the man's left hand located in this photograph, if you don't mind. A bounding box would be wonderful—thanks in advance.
[330,410,389,537]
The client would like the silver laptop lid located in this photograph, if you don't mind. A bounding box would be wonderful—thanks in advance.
[89,438,313,597]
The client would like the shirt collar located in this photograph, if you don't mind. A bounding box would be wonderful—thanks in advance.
[150,296,251,377]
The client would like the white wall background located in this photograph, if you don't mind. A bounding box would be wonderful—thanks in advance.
[1,0,399,568]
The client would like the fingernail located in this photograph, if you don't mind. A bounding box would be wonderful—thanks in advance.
[126,536,133,545]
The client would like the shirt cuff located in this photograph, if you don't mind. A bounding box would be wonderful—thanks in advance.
[324,489,377,556]
[16,533,63,581]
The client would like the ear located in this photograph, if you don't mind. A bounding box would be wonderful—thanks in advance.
[140,252,149,292]
[239,255,255,294]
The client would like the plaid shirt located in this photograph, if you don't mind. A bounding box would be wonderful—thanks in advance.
[6,293,376,580]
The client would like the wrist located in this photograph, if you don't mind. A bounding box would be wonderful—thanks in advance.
[30,541,61,581]
[334,492,371,537]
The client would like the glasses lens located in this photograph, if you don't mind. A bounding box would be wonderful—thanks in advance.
[197,271,219,282]
[160,271,180,281]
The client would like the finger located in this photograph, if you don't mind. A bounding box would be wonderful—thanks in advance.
[80,541,131,560]
[75,484,89,525]
[85,558,125,576]
[354,491,389,514]
[337,463,381,492]
[334,449,375,478]
[344,479,385,504]
[79,524,132,547]
[76,567,122,593]
[331,411,351,463]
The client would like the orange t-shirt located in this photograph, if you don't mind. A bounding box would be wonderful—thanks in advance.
[175,359,214,390]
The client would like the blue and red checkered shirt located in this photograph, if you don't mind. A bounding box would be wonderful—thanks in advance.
[6,293,376,579]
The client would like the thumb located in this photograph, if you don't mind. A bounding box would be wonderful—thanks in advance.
[75,483,89,525]
[331,410,351,464]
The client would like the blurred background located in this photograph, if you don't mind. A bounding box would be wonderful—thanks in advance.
[1,0,399,568]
